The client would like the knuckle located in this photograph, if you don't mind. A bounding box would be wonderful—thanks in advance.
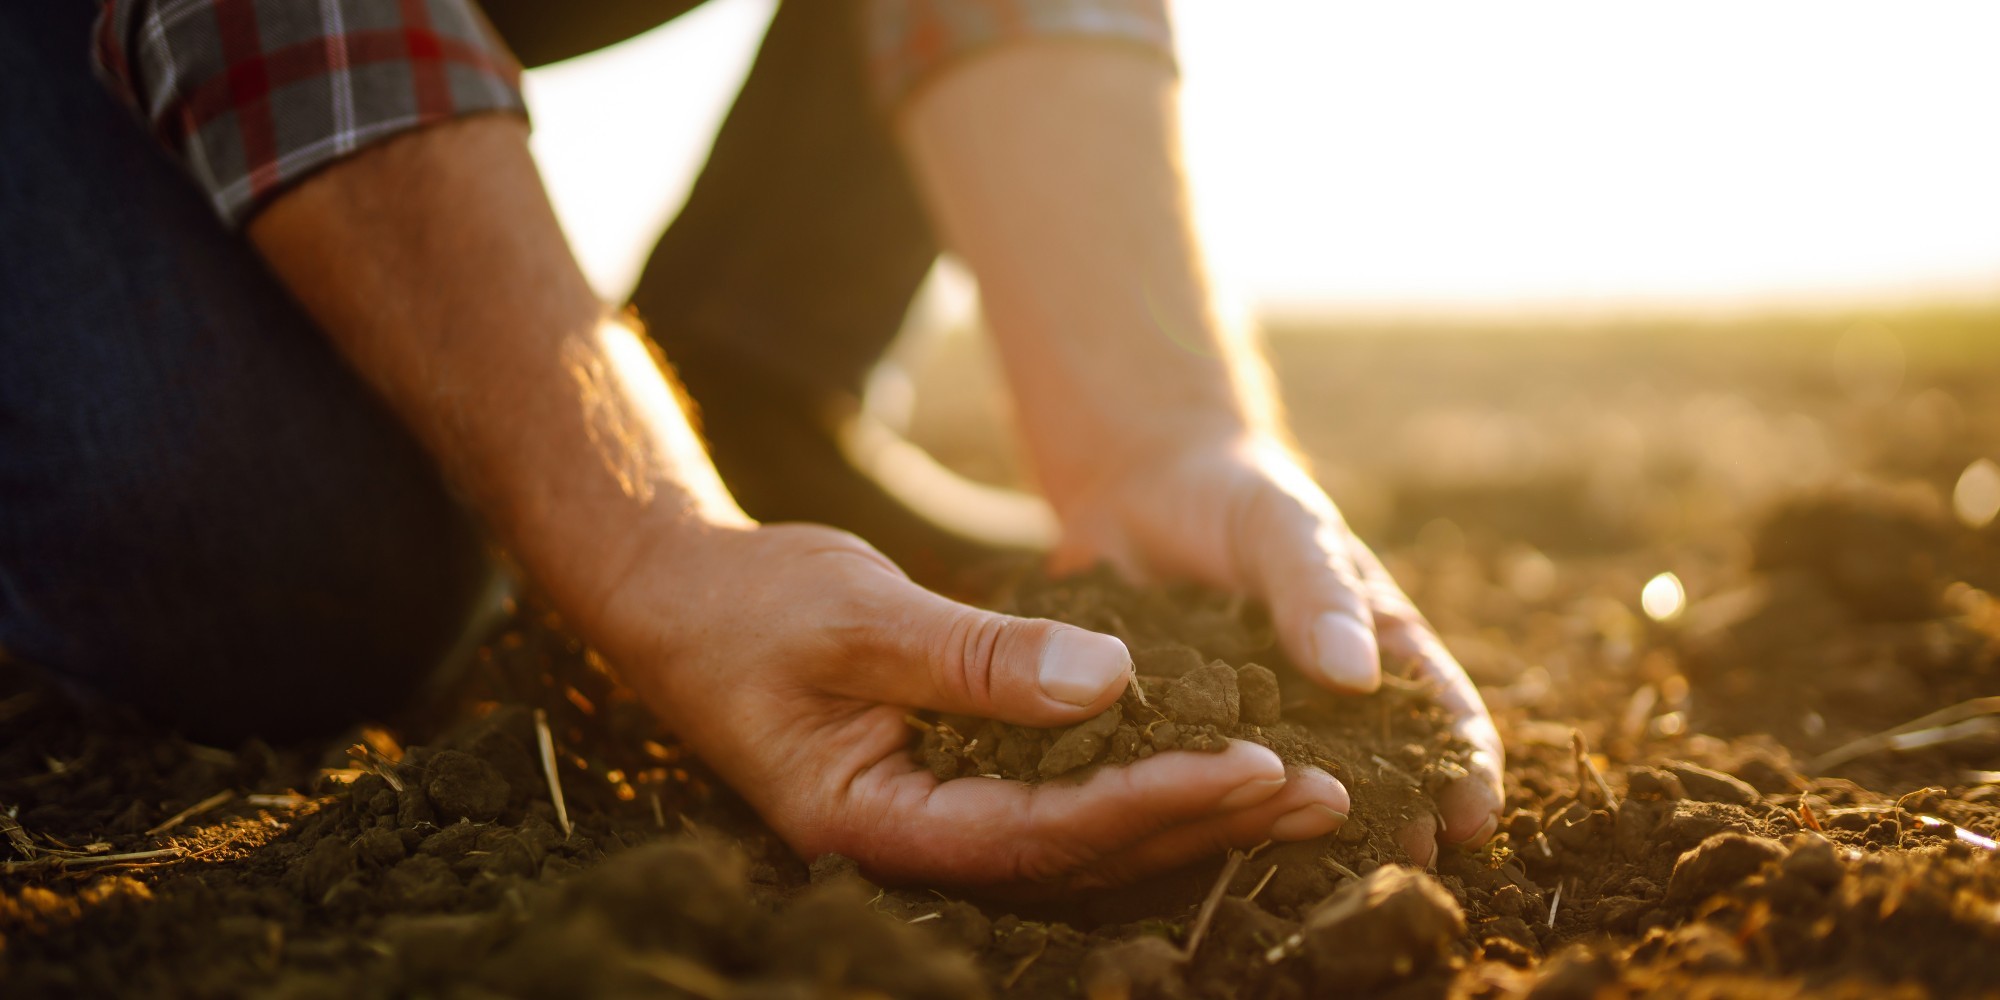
[930,610,1006,710]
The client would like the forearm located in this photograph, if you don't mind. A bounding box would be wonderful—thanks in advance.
[897,43,1278,511]
[247,115,745,633]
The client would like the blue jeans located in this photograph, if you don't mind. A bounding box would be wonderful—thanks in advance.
[0,3,491,741]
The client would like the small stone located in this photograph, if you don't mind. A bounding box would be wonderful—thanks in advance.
[1666,832,1784,906]
[1657,799,1759,852]
[1298,866,1465,991]
[1664,762,1760,807]
[1039,705,1124,779]
[1162,662,1240,729]
[1624,767,1686,801]
[425,750,509,823]
[1236,664,1282,726]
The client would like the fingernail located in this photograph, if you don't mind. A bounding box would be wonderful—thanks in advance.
[1219,776,1288,811]
[1450,813,1500,849]
[1271,804,1347,841]
[1307,612,1381,692]
[1038,628,1131,707]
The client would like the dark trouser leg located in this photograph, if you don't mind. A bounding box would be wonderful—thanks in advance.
[624,0,1026,588]
[0,4,491,743]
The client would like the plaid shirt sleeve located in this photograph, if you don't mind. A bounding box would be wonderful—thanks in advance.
[865,0,1175,108]
[93,0,527,229]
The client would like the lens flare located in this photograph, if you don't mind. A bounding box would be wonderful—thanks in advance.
[1641,572,1686,622]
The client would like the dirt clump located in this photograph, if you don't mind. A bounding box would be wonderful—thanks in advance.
[1285,865,1466,991]
[1665,832,1787,906]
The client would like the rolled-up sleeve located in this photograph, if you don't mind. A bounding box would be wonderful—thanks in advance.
[93,0,528,228]
[865,0,1176,110]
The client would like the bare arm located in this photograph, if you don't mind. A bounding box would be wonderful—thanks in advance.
[898,45,1268,500]
[899,43,1505,854]
[242,113,1342,885]
[248,115,742,639]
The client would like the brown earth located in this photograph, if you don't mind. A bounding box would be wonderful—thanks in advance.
[5,313,2000,998]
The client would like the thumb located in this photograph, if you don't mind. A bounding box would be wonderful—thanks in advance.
[850,579,1133,726]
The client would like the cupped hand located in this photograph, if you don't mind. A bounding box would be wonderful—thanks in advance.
[1049,435,1505,864]
[596,521,1350,889]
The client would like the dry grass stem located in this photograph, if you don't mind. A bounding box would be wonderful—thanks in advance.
[1548,881,1563,929]
[2,847,182,876]
[146,789,235,838]
[1245,864,1279,902]
[1376,672,1430,694]
[534,709,573,838]
[244,793,310,809]
[346,745,404,791]
[1915,815,2000,851]
[1000,935,1047,991]
[1620,684,1659,745]
[3,807,37,860]
[1808,696,2000,773]
[1183,848,1247,960]
[1571,730,1619,811]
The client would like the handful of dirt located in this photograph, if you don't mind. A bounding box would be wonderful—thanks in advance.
[913,566,1472,870]
[918,652,1286,782]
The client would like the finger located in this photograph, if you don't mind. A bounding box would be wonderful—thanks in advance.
[1072,766,1351,889]
[841,574,1133,727]
[1241,487,1382,693]
[840,739,1289,887]
[1435,755,1503,848]
[1346,543,1505,846]
[1397,812,1440,869]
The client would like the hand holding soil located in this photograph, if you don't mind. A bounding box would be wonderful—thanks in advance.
[592,520,1351,888]
[1046,436,1506,860]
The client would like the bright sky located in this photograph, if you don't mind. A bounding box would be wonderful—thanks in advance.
[525,0,2000,315]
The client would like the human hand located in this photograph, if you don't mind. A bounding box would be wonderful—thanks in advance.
[595,521,1352,889]
[1048,435,1504,864]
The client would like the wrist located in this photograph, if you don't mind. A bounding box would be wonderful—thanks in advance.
[1040,416,1269,521]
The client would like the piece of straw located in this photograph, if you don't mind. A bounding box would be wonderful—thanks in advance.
[533,709,573,838]
[146,790,235,838]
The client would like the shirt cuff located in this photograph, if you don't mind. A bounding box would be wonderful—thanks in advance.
[94,0,529,229]
[865,0,1177,111]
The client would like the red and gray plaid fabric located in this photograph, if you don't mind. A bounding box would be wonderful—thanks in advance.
[94,0,1174,229]
[95,0,528,228]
